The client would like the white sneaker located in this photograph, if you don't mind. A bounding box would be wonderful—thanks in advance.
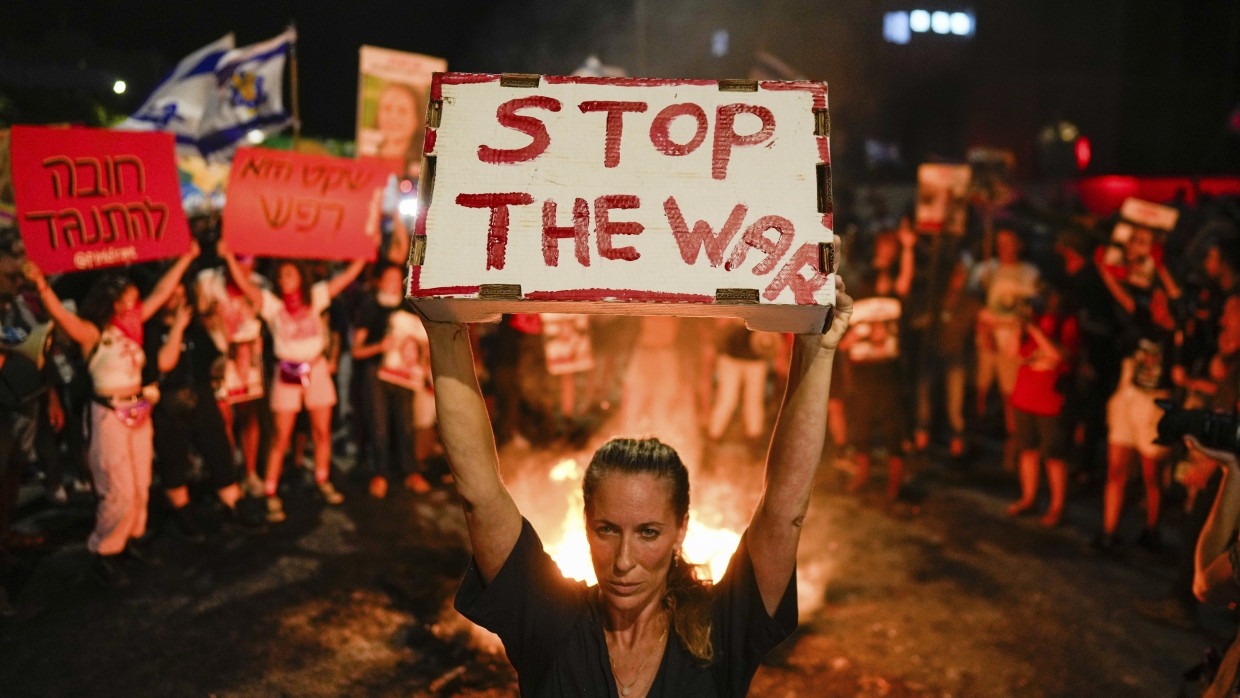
[47,485,68,505]
[243,474,266,498]
[317,480,344,505]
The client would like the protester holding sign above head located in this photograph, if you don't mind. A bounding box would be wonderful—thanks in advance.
[423,276,851,697]
[1094,228,1184,553]
[218,231,376,522]
[197,254,269,497]
[24,243,200,587]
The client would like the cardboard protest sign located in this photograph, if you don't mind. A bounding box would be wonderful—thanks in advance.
[408,73,836,333]
[218,337,265,403]
[845,296,901,363]
[541,313,595,375]
[9,125,191,273]
[221,147,388,261]
[1102,197,1181,287]
[914,163,970,235]
[356,46,447,179]
[377,309,430,390]
[1116,197,1179,236]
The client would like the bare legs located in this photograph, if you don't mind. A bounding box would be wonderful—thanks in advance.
[1007,450,1067,527]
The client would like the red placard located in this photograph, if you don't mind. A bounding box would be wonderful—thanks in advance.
[221,147,387,261]
[10,125,191,273]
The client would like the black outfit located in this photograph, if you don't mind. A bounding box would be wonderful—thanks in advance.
[1061,262,1122,474]
[846,276,908,452]
[144,318,234,491]
[456,519,796,697]
[354,297,415,479]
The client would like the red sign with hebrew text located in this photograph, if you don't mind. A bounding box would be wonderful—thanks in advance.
[221,147,388,261]
[10,125,191,273]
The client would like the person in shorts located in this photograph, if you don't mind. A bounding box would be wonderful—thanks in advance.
[1006,287,1078,527]
[219,241,371,522]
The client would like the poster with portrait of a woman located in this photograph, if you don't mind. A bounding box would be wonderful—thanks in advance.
[356,46,447,179]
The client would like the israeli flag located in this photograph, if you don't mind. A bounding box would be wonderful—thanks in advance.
[118,28,295,161]
[196,27,296,160]
[117,34,237,143]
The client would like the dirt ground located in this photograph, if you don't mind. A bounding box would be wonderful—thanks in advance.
[0,438,1231,698]
[0,322,1232,697]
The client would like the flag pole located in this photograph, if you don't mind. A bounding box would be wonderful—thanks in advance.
[288,22,302,150]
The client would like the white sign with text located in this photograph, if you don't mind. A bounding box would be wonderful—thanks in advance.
[409,74,836,332]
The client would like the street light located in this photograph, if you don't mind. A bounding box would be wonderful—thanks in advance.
[112,80,127,95]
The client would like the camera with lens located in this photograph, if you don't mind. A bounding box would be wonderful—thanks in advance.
[1154,399,1240,452]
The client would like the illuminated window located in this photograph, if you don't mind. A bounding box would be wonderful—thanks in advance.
[910,9,931,33]
[890,9,974,40]
[883,12,911,44]
[949,12,973,36]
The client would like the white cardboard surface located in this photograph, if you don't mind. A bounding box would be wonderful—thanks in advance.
[410,75,835,332]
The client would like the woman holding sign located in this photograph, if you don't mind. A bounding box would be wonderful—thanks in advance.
[218,243,371,522]
[24,243,200,587]
[420,277,851,697]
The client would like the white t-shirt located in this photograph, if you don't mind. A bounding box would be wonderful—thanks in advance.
[260,281,331,363]
[975,260,1039,317]
[974,260,1039,356]
[88,325,145,396]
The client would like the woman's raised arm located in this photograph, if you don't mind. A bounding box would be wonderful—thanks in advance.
[748,277,852,616]
[423,319,522,583]
[24,261,100,354]
[327,189,385,300]
[141,241,199,322]
[1188,436,1240,606]
[217,241,264,309]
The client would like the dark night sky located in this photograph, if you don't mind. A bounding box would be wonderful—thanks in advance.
[0,0,664,139]
[2,0,1238,175]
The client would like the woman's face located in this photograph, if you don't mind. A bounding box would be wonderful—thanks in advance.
[996,231,1020,264]
[277,263,302,296]
[1126,227,1155,266]
[586,472,687,615]
[377,86,417,148]
[113,285,140,316]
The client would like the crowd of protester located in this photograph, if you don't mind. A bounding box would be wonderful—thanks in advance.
[1,183,1239,643]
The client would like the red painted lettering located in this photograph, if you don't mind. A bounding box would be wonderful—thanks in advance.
[725,215,795,274]
[455,193,535,270]
[649,104,709,157]
[578,101,648,168]
[594,195,643,261]
[764,242,829,303]
[542,198,591,267]
[663,196,747,267]
[712,104,776,180]
[477,97,563,165]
